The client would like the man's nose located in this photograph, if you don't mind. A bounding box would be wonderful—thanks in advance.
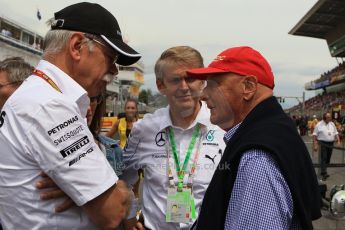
[179,78,189,89]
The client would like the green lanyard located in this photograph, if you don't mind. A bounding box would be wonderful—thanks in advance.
[167,123,200,190]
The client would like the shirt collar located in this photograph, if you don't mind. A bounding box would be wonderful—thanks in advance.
[223,122,242,143]
[158,101,211,131]
[35,60,90,117]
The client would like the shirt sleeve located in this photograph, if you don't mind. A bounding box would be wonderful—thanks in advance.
[24,98,118,206]
[332,122,339,135]
[120,122,142,188]
[120,122,144,219]
[224,149,294,230]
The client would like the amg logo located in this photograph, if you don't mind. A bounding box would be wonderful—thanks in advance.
[69,147,94,166]
[60,136,89,158]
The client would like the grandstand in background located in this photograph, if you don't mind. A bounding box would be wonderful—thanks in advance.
[288,0,345,119]
[0,16,43,66]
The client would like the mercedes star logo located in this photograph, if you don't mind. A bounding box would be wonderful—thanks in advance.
[155,131,166,146]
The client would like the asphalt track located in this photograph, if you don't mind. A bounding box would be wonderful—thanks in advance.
[301,135,345,229]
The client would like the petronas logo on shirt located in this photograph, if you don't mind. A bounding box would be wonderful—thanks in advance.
[206,130,215,141]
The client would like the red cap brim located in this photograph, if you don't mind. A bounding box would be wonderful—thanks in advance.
[186,67,228,80]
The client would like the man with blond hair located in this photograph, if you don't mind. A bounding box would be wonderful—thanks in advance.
[122,46,225,230]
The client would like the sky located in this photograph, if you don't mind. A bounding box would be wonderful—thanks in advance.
[0,0,341,108]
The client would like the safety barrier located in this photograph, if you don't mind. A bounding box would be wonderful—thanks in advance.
[312,141,345,176]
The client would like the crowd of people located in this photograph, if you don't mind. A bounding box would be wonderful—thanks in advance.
[291,113,345,136]
[0,2,322,230]
[289,62,345,115]
[320,61,345,81]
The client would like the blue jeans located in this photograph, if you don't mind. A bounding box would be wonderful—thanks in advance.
[97,135,125,176]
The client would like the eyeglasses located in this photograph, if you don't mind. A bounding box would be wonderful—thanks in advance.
[84,33,119,68]
[90,94,104,105]
[166,75,200,86]
[0,81,22,88]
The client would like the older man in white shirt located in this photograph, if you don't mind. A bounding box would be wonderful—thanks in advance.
[0,3,141,229]
[313,112,340,180]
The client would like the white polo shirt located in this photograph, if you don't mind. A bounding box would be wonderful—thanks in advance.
[312,120,338,142]
[0,60,117,229]
[121,102,225,230]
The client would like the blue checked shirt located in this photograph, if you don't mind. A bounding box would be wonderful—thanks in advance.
[223,124,301,229]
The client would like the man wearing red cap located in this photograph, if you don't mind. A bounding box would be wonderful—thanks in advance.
[187,46,321,230]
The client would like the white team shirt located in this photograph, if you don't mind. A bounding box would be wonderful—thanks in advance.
[0,60,117,229]
[312,120,338,142]
[121,102,225,230]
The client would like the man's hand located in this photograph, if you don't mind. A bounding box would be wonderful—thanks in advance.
[313,142,318,152]
[336,140,341,147]
[312,142,318,159]
[36,172,76,212]
[116,180,131,212]
[133,221,145,230]
[83,180,131,229]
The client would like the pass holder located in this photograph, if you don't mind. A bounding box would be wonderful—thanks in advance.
[164,124,204,224]
[166,186,196,223]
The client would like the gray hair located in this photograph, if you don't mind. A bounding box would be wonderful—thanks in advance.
[0,57,32,83]
[43,29,94,59]
[154,46,204,81]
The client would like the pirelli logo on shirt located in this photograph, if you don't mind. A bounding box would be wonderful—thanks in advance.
[60,136,90,158]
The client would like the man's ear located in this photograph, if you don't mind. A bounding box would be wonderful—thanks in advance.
[68,33,85,61]
[156,79,166,95]
[242,76,257,101]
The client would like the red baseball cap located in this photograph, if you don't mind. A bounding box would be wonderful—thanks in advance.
[187,46,275,89]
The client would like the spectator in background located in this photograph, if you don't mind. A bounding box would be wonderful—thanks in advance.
[313,112,341,180]
[87,85,125,176]
[310,115,318,135]
[106,98,139,149]
[299,116,308,136]
[0,57,32,109]
[1,29,7,36]
[1,29,11,37]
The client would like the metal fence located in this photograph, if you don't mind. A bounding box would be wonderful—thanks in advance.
[313,141,345,173]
